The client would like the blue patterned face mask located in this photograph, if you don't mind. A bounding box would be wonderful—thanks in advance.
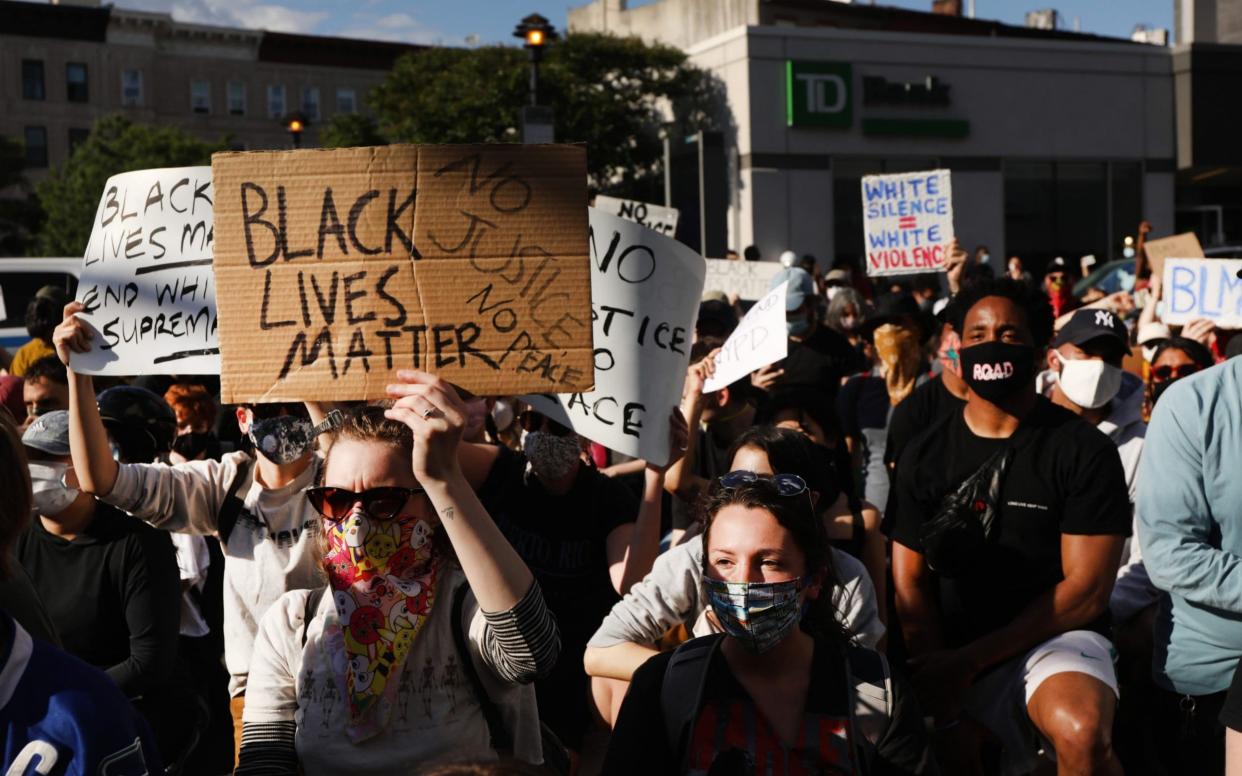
[703,576,809,654]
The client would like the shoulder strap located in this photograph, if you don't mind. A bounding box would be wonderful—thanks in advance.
[661,634,724,771]
[217,456,254,545]
[845,644,893,749]
[301,586,326,648]
[451,582,514,755]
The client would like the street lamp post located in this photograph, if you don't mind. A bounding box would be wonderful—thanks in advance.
[284,111,309,149]
[513,13,557,143]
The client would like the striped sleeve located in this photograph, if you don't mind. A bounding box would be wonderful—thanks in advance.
[478,580,561,684]
[235,720,298,775]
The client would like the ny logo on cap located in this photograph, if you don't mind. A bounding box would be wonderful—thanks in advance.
[1095,310,1115,329]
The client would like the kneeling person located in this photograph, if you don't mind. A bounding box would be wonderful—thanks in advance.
[890,278,1130,774]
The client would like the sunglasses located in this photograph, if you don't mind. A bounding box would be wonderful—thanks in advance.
[518,410,572,437]
[249,402,308,421]
[305,486,423,522]
[1152,364,1201,382]
[717,470,808,497]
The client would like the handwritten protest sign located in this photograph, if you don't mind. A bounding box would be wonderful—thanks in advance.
[70,166,219,375]
[211,145,594,402]
[524,208,705,464]
[703,259,783,301]
[862,169,953,277]
[1144,232,1204,278]
[1162,258,1242,327]
[703,281,788,393]
[594,195,679,238]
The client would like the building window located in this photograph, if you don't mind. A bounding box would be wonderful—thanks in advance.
[22,60,45,101]
[24,127,48,168]
[268,84,286,119]
[68,128,91,154]
[1003,161,1138,270]
[336,88,357,114]
[66,63,88,103]
[191,80,211,114]
[833,157,940,266]
[121,69,143,107]
[302,86,320,121]
[227,82,246,115]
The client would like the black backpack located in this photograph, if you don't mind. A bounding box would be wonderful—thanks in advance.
[660,634,894,773]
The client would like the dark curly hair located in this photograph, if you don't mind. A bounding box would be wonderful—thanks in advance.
[700,477,846,642]
[951,276,1054,349]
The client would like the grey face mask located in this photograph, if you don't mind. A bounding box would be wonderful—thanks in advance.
[249,410,343,465]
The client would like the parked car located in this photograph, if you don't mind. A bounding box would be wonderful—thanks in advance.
[0,258,81,351]
[1073,258,1136,298]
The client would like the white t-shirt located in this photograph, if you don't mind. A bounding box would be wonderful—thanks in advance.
[104,450,325,695]
[243,566,541,773]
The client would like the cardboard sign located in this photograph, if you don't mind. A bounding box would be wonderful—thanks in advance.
[71,166,220,375]
[703,281,788,393]
[1162,258,1242,327]
[862,169,953,277]
[593,195,679,238]
[1144,232,1204,278]
[524,208,705,464]
[211,145,594,402]
[703,259,783,301]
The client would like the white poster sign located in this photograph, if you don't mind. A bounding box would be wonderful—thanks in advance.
[1162,258,1242,327]
[862,169,953,277]
[525,208,705,465]
[703,281,788,393]
[71,166,219,375]
[594,195,679,238]
[703,259,783,301]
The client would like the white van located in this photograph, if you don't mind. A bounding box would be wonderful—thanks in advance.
[0,258,81,351]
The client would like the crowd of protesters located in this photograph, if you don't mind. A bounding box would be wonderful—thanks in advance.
[2,229,1242,776]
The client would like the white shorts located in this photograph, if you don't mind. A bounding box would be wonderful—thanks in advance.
[962,630,1120,775]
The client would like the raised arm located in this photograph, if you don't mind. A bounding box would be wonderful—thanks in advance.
[385,371,535,614]
[608,409,689,595]
[53,301,118,496]
[664,351,716,501]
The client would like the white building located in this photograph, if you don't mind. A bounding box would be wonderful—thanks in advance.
[571,0,1176,273]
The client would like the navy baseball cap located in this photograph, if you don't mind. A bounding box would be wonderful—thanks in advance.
[770,267,815,311]
[1052,308,1129,357]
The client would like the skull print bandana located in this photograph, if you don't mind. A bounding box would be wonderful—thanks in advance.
[322,506,440,742]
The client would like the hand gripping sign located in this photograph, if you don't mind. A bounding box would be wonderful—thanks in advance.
[70,166,220,375]
[524,208,706,466]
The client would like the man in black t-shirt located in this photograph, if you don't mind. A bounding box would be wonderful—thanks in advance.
[754,267,863,395]
[890,279,1130,775]
[470,408,661,754]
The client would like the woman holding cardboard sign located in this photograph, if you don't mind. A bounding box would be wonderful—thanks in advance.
[236,379,559,773]
[53,301,333,762]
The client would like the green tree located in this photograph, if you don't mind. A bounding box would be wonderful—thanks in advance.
[0,135,44,256]
[320,112,388,148]
[35,114,226,256]
[368,32,726,193]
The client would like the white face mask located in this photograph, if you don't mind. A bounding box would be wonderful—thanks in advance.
[29,461,80,517]
[1056,355,1123,410]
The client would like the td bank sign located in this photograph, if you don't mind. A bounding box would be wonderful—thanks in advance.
[785,59,970,138]
[786,61,852,128]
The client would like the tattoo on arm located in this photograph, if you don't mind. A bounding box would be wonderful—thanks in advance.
[441,507,455,521]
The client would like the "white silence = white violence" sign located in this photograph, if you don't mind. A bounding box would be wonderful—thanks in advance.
[862,169,953,277]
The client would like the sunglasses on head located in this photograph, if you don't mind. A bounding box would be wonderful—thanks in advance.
[518,410,572,437]
[1152,364,1201,382]
[249,402,308,421]
[305,486,423,522]
[717,470,808,497]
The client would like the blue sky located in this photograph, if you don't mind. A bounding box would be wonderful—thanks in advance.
[58,0,1175,45]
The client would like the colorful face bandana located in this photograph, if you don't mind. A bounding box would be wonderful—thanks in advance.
[323,505,439,742]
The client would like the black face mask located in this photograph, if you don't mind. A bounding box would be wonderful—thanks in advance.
[959,341,1036,404]
[172,431,214,461]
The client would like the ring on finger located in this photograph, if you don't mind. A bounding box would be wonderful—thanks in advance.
[422,407,441,419]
